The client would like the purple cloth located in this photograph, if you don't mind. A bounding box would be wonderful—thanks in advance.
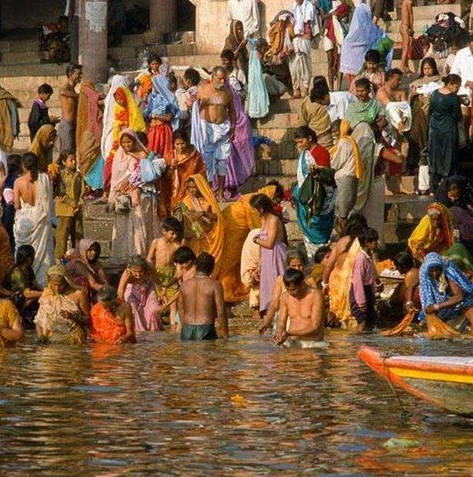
[259,228,287,312]
[225,88,255,192]
[124,280,164,332]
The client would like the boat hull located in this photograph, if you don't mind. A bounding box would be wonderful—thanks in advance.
[358,346,473,416]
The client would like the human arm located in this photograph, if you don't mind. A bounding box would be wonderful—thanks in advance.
[228,93,237,142]
[177,288,185,322]
[424,278,465,313]
[351,254,367,309]
[273,293,289,345]
[116,302,136,344]
[13,179,21,210]
[215,282,228,338]
[0,302,23,343]
[146,240,157,265]
[74,262,105,292]
[255,216,279,249]
[117,269,130,300]
[259,276,283,334]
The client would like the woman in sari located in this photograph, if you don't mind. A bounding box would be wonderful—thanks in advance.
[175,174,225,276]
[117,255,163,332]
[66,239,108,303]
[102,77,146,193]
[91,284,136,344]
[76,80,103,186]
[13,153,54,287]
[408,58,441,173]
[34,265,89,344]
[250,193,287,315]
[420,252,473,336]
[167,129,206,211]
[144,74,180,159]
[323,213,367,329]
[7,245,43,328]
[408,202,454,263]
[428,74,462,193]
[109,129,166,262]
[293,126,336,258]
[29,124,56,173]
[224,20,249,78]
[219,183,280,303]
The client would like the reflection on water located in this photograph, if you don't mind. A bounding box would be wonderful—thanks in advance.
[1,318,473,476]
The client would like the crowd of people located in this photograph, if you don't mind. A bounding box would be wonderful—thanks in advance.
[0,0,473,347]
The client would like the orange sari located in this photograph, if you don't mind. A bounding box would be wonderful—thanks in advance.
[90,301,128,344]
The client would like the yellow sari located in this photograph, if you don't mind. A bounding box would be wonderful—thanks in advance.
[181,174,225,276]
[29,124,55,172]
[328,238,360,329]
[219,186,276,303]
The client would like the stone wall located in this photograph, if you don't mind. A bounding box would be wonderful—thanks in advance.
[2,0,63,30]
[195,0,290,53]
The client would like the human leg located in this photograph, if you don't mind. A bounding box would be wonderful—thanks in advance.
[55,216,73,261]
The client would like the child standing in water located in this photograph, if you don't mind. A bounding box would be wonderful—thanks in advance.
[147,217,183,329]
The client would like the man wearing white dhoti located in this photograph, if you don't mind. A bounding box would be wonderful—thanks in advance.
[13,153,54,287]
[289,0,319,99]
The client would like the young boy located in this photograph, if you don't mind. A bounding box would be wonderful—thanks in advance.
[54,150,84,261]
[27,83,60,141]
[349,227,379,333]
[350,50,385,96]
[147,217,184,329]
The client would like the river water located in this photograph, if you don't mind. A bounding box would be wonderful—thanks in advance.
[1,319,473,476]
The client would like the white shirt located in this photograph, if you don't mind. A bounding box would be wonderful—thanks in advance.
[228,0,261,38]
[451,46,473,89]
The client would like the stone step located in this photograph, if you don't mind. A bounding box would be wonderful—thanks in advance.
[0,38,38,54]
[1,50,41,64]
[0,63,65,77]
[389,3,460,20]
[256,158,297,176]
[0,75,64,90]
[17,106,61,123]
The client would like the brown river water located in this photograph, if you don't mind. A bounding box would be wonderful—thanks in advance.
[1,318,473,476]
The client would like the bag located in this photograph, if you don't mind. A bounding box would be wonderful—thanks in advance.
[140,153,160,183]
[115,194,132,214]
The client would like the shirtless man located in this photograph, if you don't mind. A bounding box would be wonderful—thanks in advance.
[196,66,236,201]
[57,63,82,153]
[178,252,228,340]
[147,216,183,329]
[273,268,325,348]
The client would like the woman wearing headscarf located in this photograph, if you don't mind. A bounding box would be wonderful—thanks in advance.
[224,20,249,78]
[408,202,454,263]
[108,129,166,263]
[34,264,89,344]
[101,75,146,194]
[419,252,473,337]
[29,124,56,172]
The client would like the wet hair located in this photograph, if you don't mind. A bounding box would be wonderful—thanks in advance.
[97,284,118,303]
[66,63,82,77]
[266,180,285,202]
[15,244,35,267]
[393,252,414,274]
[38,83,53,95]
[59,149,75,166]
[220,49,235,61]
[172,129,189,144]
[147,52,162,65]
[250,193,276,214]
[283,268,305,287]
[358,227,379,246]
[313,245,330,264]
[364,49,381,63]
[344,214,368,239]
[294,125,317,143]
[162,216,183,238]
[286,248,307,266]
[310,75,330,102]
[443,73,462,86]
[385,68,403,81]
[212,65,228,77]
[354,78,371,91]
[195,252,215,275]
[183,68,201,86]
[173,246,196,264]
[135,131,148,147]
[7,154,21,178]
[127,255,148,270]
[419,57,439,78]
[21,152,39,182]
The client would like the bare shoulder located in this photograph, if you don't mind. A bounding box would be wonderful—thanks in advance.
[308,288,323,303]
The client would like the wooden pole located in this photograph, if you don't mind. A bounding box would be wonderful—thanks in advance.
[78,0,108,83]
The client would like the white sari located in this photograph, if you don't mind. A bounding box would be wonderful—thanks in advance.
[13,173,54,286]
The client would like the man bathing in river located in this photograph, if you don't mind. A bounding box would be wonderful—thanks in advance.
[178,252,229,340]
[273,268,325,348]
[195,66,236,201]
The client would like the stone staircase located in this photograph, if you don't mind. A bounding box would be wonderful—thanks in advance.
[0,2,457,253]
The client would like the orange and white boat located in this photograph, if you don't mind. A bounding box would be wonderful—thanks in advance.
[358,345,473,416]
